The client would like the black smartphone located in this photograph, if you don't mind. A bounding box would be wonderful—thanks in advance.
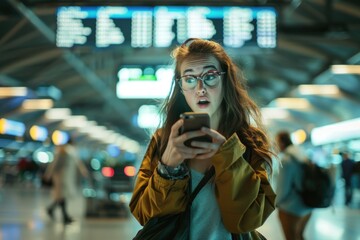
[179,112,212,147]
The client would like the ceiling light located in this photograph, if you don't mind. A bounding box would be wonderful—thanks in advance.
[291,129,307,145]
[21,99,54,110]
[137,105,161,128]
[45,108,71,120]
[298,84,340,96]
[62,115,88,128]
[0,118,26,137]
[86,126,108,138]
[29,125,48,141]
[261,107,290,120]
[311,118,360,146]
[52,130,69,145]
[0,87,28,98]
[270,98,311,109]
[331,65,360,74]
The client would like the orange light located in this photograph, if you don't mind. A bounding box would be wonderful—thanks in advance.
[124,166,136,177]
[0,118,5,134]
[102,167,114,177]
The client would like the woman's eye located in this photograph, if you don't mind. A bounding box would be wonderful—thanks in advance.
[204,74,216,81]
[185,77,196,83]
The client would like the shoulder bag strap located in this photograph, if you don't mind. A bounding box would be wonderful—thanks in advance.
[189,166,215,203]
[192,147,248,202]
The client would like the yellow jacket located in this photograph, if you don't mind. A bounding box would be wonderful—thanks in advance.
[129,132,276,234]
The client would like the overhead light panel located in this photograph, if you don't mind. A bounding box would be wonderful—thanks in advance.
[331,65,360,74]
[0,87,28,98]
[270,98,311,109]
[311,118,360,146]
[261,107,290,120]
[298,84,340,96]
[86,126,107,138]
[74,120,97,132]
[21,99,54,110]
[62,115,88,128]
[45,108,71,120]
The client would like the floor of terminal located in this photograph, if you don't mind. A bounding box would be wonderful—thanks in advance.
[0,180,359,240]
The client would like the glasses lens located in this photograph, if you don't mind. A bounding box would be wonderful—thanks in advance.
[180,76,197,90]
[203,72,220,87]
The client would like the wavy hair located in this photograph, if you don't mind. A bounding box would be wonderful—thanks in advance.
[158,39,275,168]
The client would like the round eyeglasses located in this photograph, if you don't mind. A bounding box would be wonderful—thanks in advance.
[177,70,226,91]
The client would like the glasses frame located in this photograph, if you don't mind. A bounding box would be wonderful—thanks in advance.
[177,70,226,91]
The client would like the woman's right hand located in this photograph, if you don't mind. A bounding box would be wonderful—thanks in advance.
[161,119,212,167]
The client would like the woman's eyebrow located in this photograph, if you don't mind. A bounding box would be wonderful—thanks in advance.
[183,65,217,75]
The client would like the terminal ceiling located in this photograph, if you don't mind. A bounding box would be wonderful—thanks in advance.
[0,0,359,147]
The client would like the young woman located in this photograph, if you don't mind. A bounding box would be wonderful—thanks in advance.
[129,38,276,239]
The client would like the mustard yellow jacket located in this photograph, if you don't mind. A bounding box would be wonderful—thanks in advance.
[129,132,276,234]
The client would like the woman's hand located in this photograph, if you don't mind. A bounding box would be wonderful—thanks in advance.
[161,119,213,167]
[162,120,226,166]
[190,127,226,159]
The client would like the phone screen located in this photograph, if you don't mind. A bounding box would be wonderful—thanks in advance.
[179,112,212,147]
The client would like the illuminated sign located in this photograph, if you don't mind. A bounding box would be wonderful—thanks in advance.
[56,6,277,49]
[116,66,173,99]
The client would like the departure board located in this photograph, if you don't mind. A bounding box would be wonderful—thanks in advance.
[56,6,277,49]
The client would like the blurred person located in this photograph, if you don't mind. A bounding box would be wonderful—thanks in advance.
[129,38,277,239]
[27,157,39,182]
[44,137,88,224]
[17,156,28,182]
[275,131,312,240]
[340,152,355,206]
[18,156,39,183]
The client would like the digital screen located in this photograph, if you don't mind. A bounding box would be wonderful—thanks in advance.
[56,6,277,49]
[116,65,173,99]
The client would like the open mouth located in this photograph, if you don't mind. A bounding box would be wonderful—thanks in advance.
[197,99,210,107]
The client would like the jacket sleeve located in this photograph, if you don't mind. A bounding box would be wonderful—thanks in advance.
[129,134,190,226]
[212,133,276,233]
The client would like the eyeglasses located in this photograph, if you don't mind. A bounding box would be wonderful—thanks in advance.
[177,70,225,91]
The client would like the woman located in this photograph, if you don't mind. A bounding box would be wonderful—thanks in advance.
[275,131,312,240]
[129,38,276,239]
[44,138,88,224]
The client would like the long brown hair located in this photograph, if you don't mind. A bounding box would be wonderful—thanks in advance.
[158,39,275,168]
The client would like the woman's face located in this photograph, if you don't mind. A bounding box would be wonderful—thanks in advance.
[179,55,224,128]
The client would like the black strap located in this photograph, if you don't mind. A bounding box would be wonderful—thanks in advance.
[189,147,249,203]
[189,166,215,204]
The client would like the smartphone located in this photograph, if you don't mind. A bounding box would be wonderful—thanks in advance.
[179,112,212,147]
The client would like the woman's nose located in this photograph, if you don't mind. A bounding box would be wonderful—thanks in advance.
[197,89,206,95]
[196,80,207,95]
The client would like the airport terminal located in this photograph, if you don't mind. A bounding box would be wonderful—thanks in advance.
[0,0,359,239]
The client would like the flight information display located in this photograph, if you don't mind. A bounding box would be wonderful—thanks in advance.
[56,6,277,49]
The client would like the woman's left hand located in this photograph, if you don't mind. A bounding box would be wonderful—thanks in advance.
[190,127,226,159]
